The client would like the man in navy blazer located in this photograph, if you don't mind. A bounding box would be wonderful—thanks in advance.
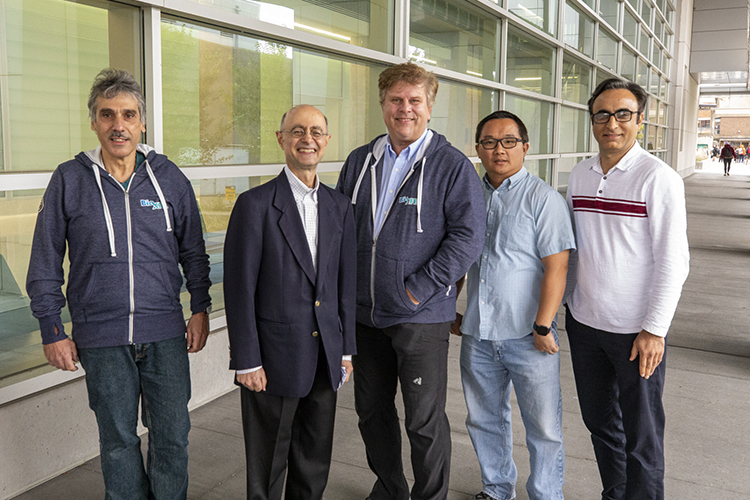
[223,105,357,500]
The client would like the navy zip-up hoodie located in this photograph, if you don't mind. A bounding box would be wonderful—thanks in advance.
[27,144,211,348]
[336,130,485,328]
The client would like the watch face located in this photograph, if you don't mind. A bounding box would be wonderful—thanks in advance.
[534,323,550,336]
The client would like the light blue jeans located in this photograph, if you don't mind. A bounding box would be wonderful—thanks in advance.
[460,328,565,500]
[78,335,191,500]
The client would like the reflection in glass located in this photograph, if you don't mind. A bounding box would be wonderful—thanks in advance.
[505,94,553,154]
[637,61,649,88]
[561,57,591,104]
[598,0,619,29]
[656,126,664,149]
[409,0,498,79]
[647,122,656,150]
[431,80,493,156]
[659,102,667,125]
[507,27,556,96]
[648,97,658,122]
[557,156,586,195]
[621,48,637,82]
[597,27,617,71]
[523,159,551,183]
[560,107,590,153]
[640,28,650,59]
[3,0,141,171]
[564,3,594,57]
[640,0,652,28]
[182,0,392,52]
[509,0,557,36]
[654,16,664,43]
[623,9,639,47]
[650,68,659,95]
[161,18,386,166]
[0,189,59,380]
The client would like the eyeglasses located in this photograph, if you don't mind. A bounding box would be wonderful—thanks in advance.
[280,128,328,139]
[478,137,525,150]
[591,109,639,124]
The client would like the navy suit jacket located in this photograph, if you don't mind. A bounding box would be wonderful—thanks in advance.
[224,171,357,398]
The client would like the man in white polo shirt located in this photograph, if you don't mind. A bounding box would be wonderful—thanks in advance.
[565,79,689,500]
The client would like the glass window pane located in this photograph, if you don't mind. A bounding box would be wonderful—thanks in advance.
[621,47,637,81]
[557,156,586,195]
[561,56,591,104]
[637,61,649,88]
[564,3,595,57]
[597,27,618,71]
[659,76,667,99]
[647,123,656,150]
[596,68,614,88]
[505,94,553,154]
[599,0,619,29]
[523,159,552,183]
[507,27,556,96]
[656,126,664,148]
[650,68,659,95]
[161,18,387,166]
[626,0,638,9]
[509,0,558,35]
[430,80,493,156]
[659,102,667,125]
[640,0,652,28]
[623,9,639,47]
[180,0,391,52]
[0,189,63,378]
[580,0,596,10]
[410,0,498,78]
[560,106,590,153]
[3,0,141,171]
[639,26,650,59]
[652,46,662,68]
[648,96,658,122]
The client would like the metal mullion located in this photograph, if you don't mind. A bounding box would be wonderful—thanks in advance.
[0,0,12,172]
[393,0,409,59]
[143,7,163,152]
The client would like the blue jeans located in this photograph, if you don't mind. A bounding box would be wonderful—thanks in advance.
[460,329,565,500]
[78,335,191,500]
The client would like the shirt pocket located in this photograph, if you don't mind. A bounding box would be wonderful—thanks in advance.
[498,214,535,252]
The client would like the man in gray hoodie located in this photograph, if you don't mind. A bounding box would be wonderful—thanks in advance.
[336,62,485,500]
[27,69,211,500]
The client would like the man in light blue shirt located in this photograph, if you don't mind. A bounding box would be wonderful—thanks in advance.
[452,111,575,500]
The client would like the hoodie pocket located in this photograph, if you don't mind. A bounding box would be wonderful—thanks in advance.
[134,262,181,314]
[78,262,130,322]
[373,254,419,316]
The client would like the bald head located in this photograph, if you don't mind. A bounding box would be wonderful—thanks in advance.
[280,105,329,133]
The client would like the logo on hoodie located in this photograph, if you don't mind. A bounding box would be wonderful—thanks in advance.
[398,196,418,206]
[140,199,163,210]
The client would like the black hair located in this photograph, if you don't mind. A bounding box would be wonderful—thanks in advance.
[587,78,648,118]
[474,110,529,144]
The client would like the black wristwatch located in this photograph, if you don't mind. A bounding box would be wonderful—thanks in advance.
[533,322,550,336]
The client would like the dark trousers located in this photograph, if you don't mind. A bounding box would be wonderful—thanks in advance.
[240,348,337,500]
[353,322,452,500]
[723,157,732,173]
[565,308,666,500]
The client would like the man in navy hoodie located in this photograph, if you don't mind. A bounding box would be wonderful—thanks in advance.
[26,69,211,500]
[336,62,485,500]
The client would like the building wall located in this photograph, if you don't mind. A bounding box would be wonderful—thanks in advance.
[719,116,750,137]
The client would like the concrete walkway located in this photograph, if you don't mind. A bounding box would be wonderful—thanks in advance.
[13,169,750,500]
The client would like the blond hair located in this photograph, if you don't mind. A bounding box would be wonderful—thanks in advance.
[378,62,439,107]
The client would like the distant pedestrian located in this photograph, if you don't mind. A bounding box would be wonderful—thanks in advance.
[720,142,735,176]
[736,144,745,164]
[712,145,719,161]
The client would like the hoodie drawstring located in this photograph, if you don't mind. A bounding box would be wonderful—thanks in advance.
[145,161,173,232]
[92,165,118,257]
[351,152,371,205]
[416,157,425,233]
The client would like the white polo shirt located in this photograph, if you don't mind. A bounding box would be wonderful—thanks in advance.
[565,142,690,337]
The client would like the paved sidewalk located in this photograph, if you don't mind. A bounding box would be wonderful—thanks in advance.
[14,170,750,500]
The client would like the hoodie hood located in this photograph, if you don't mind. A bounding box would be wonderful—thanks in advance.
[350,130,439,233]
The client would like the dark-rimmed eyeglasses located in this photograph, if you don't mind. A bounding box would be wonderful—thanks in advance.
[591,109,639,124]
[280,128,328,139]
[478,137,525,150]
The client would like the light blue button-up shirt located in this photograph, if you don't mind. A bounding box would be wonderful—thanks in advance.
[460,167,576,340]
[373,129,430,236]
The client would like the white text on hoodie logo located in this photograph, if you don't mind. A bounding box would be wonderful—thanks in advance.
[140,199,163,210]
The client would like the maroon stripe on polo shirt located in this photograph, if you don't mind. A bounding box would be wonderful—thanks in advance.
[572,196,648,217]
